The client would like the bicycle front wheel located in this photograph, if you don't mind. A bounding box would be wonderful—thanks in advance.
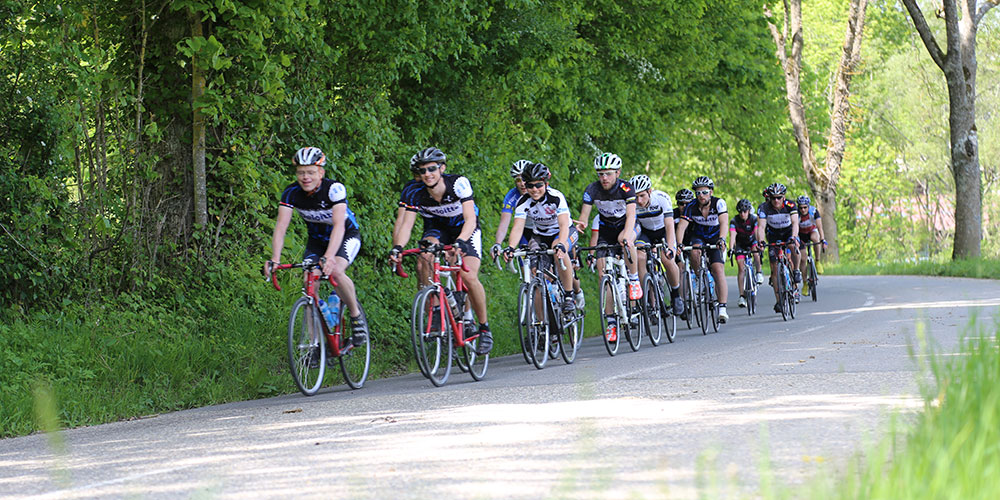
[516,283,532,365]
[696,273,708,335]
[744,269,756,316]
[809,259,819,302]
[526,280,550,369]
[681,271,693,330]
[559,301,583,364]
[458,302,489,381]
[599,276,620,356]
[338,303,371,390]
[776,265,789,321]
[708,278,719,333]
[643,274,663,346]
[287,297,326,396]
[412,286,452,385]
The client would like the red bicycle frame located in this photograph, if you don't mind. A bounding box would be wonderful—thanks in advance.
[270,262,350,357]
[394,245,479,347]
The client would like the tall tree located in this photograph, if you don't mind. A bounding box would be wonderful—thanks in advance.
[766,0,869,263]
[190,10,208,228]
[900,0,997,259]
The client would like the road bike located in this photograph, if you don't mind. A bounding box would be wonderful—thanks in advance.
[636,241,676,344]
[730,247,761,316]
[394,242,488,386]
[268,259,371,396]
[681,244,721,334]
[578,243,646,355]
[498,247,585,368]
[802,240,821,302]
[767,241,798,321]
[678,250,698,331]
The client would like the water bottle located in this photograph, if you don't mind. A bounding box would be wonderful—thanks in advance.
[326,293,341,327]
[444,288,459,317]
[616,277,627,301]
[708,274,716,297]
[319,299,337,330]
[547,282,559,306]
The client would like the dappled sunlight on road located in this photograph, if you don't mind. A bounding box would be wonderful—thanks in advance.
[812,298,1000,316]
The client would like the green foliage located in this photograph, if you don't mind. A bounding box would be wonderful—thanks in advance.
[824,257,1000,280]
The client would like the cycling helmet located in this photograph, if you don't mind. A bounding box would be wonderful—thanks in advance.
[765,182,787,198]
[593,152,622,171]
[293,147,326,167]
[629,175,652,193]
[676,189,695,205]
[522,162,552,182]
[409,147,446,170]
[510,159,532,178]
[692,176,714,190]
[797,195,811,206]
[736,199,753,212]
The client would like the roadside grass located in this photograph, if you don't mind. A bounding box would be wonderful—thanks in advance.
[823,257,1000,280]
[756,315,1000,500]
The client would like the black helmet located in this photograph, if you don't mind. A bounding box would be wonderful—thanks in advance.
[692,176,714,190]
[522,162,551,182]
[736,199,753,212]
[765,183,787,198]
[676,189,695,205]
[410,147,446,171]
[293,147,326,167]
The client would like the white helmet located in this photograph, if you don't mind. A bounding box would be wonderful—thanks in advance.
[510,159,532,178]
[629,175,652,193]
[293,147,326,167]
[594,152,622,171]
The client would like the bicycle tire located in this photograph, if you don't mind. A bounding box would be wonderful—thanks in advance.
[809,258,819,302]
[680,269,693,330]
[777,264,789,321]
[787,271,797,319]
[743,267,755,317]
[643,274,663,346]
[695,270,708,335]
[412,286,452,385]
[287,297,325,396]
[599,276,620,356]
[338,302,371,390]
[708,274,719,333]
[516,283,532,365]
[459,302,489,381]
[559,300,583,364]
[527,280,550,369]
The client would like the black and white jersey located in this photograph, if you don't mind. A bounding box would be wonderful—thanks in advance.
[402,174,479,227]
[280,179,360,241]
[582,179,637,228]
[757,199,797,233]
[681,197,728,241]
[636,189,673,231]
[513,187,570,237]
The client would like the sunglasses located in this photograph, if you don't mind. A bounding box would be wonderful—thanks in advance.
[695,189,711,195]
[525,181,545,189]
[413,165,440,175]
[772,195,785,200]
[597,171,617,177]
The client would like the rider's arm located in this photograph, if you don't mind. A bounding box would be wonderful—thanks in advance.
[728,221,737,250]
[675,218,688,249]
[622,202,637,241]
[270,205,294,263]
[815,210,826,242]
[508,217,526,249]
[576,204,593,233]
[392,210,417,248]
[791,212,800,238]
[458,199,477,241]
[755,216,767,243]
[495,212,512,246]
[717,212,729,246]
[557,212,571,250]
[589,218,599,246]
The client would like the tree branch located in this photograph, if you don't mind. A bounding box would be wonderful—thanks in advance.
[901,0,947,71]
[976,0,999,26]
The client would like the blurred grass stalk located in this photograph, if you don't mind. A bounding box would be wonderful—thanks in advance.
[33,382,71,488]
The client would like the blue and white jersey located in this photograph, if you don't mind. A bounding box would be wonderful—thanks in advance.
[398,179,423,209]
[402,174,479,227]
[280,178,360,241]
[513,188,570,237]
[798,205,820,233]
[681,197,727,241]
[582,179,637,228]
[636,189,673,231]
[502,187,533,230]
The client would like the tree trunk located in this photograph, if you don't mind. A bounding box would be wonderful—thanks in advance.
[817,187,838,261]
[190,11,208,228]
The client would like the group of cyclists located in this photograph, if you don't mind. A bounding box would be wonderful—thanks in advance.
[264,145,828,360]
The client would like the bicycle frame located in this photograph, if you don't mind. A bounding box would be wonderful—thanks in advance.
[270,261,350,356]
[395,245,479,349]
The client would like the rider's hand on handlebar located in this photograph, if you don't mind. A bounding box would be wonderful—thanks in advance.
[388,245,403,265]
[263,260,276,280]
[490,243,502,260]
[502,246,515,263]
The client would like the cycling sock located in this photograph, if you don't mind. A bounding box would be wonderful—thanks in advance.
[479,322,490,331]
[719,302,726,308]
[563,289,574,297]
[628,273,639,281]
[670,287,679,299]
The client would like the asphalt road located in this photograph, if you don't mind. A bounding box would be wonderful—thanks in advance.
[3,275,1000,499]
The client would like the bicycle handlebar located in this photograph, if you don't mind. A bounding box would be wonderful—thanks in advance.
[507,247,568,271]
[267,260,337,292]
[392,243,470,278]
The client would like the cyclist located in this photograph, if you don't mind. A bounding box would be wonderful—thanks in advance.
[388,147,493,355]
[755,183,801,313]
[796,194,827,296]
[503,162,578,314]
[630,175,684,315]
[728,198,763,308]
[574,152,640,342]
[491,160,534,260]
[264,146,367,346]
[675,176,730,323]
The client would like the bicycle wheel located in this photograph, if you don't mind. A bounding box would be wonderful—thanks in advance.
[681,271,694,329]
[559,300,583,364]
[660,282,677,343]
[599,276,620,356]
[709,276,719,333]
[809,258,819,302]
[287,297,326,396]
[626,297,642,352]
[787,269,797,319]
[643,274,663,346]
[458,302,489,381]
[526,280,550,369]
[776,265,789,321]
[515,283,532,365]
[743,269,755,317]
[412,286,452,385]
[338,303,370,390]
[695,272,708,335]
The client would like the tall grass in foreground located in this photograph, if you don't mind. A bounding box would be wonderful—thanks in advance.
[770,316,1000,499]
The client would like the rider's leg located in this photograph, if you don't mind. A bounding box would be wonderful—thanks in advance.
[331,256,360,317]
[736,257,746,298]
[460,256,488,324]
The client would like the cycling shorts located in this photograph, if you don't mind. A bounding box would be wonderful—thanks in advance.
[528,228,579,269]
[422,219,482,260]
[636,227,666,246]
[689,237,724,265]
[303,226,362,265]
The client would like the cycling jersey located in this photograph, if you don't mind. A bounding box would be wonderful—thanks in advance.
[502,187,534,230]
[402,174,479,227]
[730,213,758,248]
[758,199,797,238]
[280,179,361,241]
[582,179,637,228]
[797,205,821,233]
[398,179,423,209]
[636,190,673,232]
[513,187,570,237]
[681,197,727,242]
